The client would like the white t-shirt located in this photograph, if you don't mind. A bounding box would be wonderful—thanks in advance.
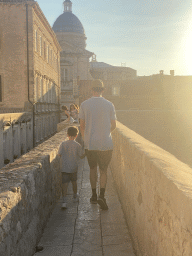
[79,97,117,150]
[58,140,83,173]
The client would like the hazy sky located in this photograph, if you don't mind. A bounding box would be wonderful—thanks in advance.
[38,0,192,76]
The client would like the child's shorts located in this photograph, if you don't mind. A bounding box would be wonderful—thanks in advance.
[62,172,77,183]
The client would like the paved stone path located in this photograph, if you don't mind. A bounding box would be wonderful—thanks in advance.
[34,159,135,256]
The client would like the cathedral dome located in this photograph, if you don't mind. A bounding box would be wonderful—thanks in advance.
[52,12,85,34]
[52,1,85,35]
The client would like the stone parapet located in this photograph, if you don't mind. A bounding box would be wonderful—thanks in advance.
[0,112,33,169]
[110,121,192,256]
[0,127,68,255]
[57,120,79,133]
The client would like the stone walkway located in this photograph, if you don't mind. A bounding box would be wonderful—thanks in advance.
[34,159,135,256]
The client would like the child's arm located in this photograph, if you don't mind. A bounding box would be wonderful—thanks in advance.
[78,145,86,159]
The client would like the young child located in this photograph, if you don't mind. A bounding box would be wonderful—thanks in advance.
[58,126,85,209]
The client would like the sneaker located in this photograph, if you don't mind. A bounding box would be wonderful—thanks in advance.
[97,196,108,210]
[61,202,67,209]
[73,193,79,202]
[35,246,44,252]
[90,195,97,204]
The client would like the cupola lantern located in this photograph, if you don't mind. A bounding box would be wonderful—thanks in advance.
[63,0,72,13]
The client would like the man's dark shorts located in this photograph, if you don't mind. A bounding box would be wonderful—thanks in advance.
[85,150,113,171]
[62,172,77,183]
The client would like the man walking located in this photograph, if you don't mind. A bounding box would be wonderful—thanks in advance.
[79,79,117,210]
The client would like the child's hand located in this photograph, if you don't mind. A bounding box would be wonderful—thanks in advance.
[80,153,86,159]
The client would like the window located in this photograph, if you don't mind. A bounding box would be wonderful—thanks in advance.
[52,84,56,103]
[50,49,52,64]
[112,87,120,96]
[64,68,68,81]
[44,41,46,60]
[40,36,42,56]
[47,45,49,63]
[35,76,38,102]
[0,75,2,102]
[35,30,38,52]
[40,78,43,102]
[48,82,51,103]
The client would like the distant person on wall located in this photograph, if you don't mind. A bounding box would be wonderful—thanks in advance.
[70,104,79,123]
[61,105,70,122]
[61,105,75,124]
[58,126,85,209]
[70,103,83,146]
[79,79,117,210]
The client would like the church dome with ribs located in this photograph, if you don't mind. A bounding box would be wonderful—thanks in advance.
[52,0,85,35]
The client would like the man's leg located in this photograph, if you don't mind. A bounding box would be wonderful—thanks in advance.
[97,150,113,210]
[90,166,97,189]
[99,168,107,189]
[89,166,98,203]
[86,150,98,203]
[99,167,107,197]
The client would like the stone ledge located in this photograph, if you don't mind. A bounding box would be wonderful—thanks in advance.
[0,126,68,256]
[110,121,192,256]
[57,120,79,133]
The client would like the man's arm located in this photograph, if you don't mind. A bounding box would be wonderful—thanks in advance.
[111,119,116,133]
[80,119,85,139]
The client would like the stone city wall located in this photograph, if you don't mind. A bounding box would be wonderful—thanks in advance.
[0,126,68,256]
[110,121,192,256]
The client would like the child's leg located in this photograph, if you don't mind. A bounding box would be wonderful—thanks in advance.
[62,182,69,200]
[61,173,70,202]
[71,181,77,195]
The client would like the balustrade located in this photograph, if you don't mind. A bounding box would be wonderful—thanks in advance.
[0,113,33,169]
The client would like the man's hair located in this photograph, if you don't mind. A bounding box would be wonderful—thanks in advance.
[62,105,68,111]
[92,87,105,93]
[91,79,104,93]
[67,126,79,137]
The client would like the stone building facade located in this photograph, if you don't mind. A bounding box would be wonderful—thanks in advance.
[0,0,61,145]
[90,55,137,82]
[52,0,93,108]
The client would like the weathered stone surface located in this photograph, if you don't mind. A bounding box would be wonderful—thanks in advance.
[0,127,68,255]
[34,246,72,256]
[110,121,192,256]
[32,159,135,256]
[103,244,135,256]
